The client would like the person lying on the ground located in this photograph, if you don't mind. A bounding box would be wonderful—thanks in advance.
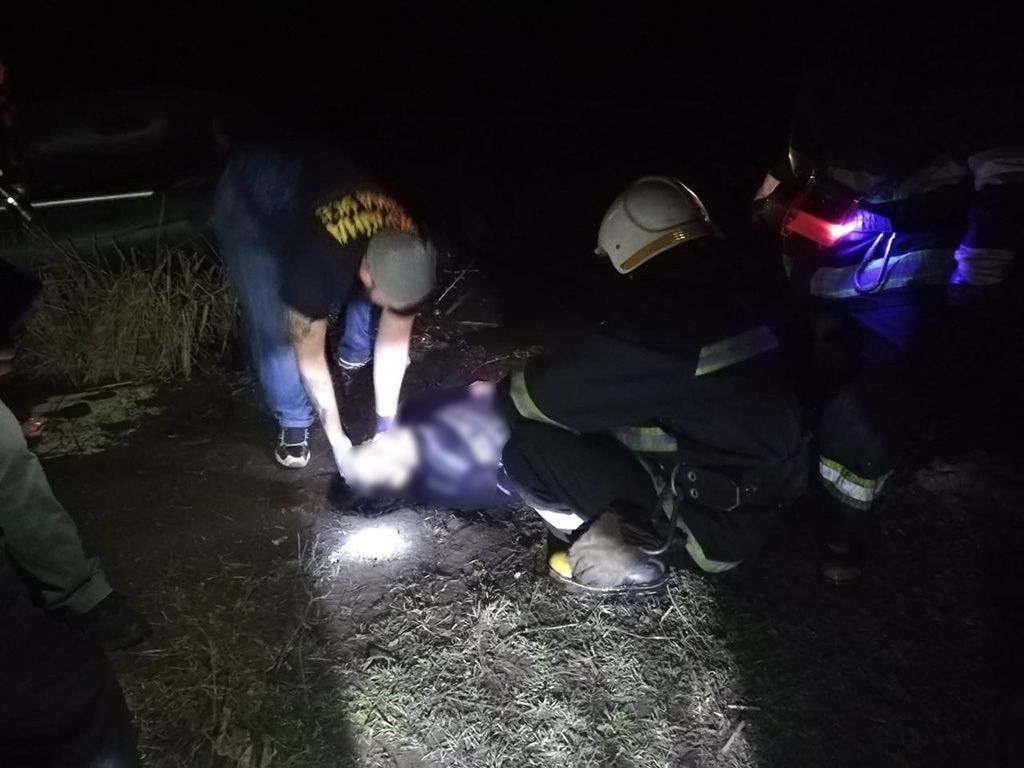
[0,341,151,651]
[497,177,806,596]
[341,382,694,546]
[341,381,517,511]
[214,140,437,472]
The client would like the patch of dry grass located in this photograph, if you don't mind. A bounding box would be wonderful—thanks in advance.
[116,552,357,768]
[116,510,754,768]
[302,510,754,768]
[341,577,751,768]
[21,238,236,385]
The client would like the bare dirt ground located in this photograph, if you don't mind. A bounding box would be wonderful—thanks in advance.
[9,321,1024,768]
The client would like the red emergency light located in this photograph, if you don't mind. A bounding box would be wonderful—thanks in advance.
[783,209,855,247]
[781,173,859,248]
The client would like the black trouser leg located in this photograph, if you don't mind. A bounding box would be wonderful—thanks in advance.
[814,298,925,547]
[0,554,139,768]
[502,421,657,531]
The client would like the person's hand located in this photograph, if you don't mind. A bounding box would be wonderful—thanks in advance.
[0,345,14,378]
[332,433,355,478]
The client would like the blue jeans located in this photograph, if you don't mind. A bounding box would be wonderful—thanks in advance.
[337,292,379,366]
[214,151,377,429]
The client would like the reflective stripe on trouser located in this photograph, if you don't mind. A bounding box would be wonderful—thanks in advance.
[509,367,571,430]
[808,248,956,299]
[680,520,742,573]
[818,456,891,511]
[612,426,678,454]
[529,506,587,534]
[694,326,779,377]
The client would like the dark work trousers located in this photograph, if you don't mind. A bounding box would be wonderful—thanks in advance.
[810,290,945,545]
[502,421,658,538]
[0,552,139,768]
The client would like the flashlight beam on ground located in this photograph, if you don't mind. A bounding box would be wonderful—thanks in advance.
[331,525,408,561]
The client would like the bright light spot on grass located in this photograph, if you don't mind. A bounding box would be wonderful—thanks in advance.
[332,526,407,561]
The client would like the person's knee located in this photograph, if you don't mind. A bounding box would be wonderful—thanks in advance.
[500,429,531,484]
[502,422,562,480]
[501,423,568,504]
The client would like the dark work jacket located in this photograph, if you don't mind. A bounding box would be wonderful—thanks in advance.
[504,241,803,475]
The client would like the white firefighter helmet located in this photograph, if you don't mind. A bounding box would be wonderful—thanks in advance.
[596,176,714,274]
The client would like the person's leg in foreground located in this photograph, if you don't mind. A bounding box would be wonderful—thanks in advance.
[215,159,316,467]
[0,399,150,649]
[503,421,667,594]
[0,550,139,767]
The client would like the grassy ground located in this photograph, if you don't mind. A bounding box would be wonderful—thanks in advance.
[20,237,235,386]
[14,323,1023,767]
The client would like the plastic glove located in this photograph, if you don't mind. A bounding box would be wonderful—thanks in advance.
[375,414,395,434]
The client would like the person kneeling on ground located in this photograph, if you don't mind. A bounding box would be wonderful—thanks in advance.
[498,177,806,595]
[343,180,804,596]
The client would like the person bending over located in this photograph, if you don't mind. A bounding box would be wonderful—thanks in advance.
[215,140,436,471]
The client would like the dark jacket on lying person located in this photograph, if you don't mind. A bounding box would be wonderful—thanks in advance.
[342,384,516,511]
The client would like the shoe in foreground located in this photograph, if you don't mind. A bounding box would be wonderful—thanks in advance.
[275,427,311,468]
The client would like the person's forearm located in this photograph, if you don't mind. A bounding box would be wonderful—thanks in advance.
[373,310,414,420]
[289,311,351,462]
[297,356,350,459]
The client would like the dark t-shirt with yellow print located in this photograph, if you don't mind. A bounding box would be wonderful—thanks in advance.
[249,141,418,320]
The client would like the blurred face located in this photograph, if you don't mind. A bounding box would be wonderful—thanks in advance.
[341,427,419,494]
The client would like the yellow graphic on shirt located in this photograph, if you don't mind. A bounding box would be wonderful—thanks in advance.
[316,192,418,246]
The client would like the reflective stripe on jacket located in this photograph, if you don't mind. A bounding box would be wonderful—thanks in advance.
[505,324,799,474]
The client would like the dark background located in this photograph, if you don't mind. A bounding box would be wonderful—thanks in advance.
[3,5,804,314]
[2,4,1020,320]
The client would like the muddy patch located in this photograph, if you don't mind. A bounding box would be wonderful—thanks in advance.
[26,383,162,457]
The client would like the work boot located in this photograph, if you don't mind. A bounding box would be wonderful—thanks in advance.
[275,427,310,468]
[819,540,866,587]
[71,592,152,651]
[549,511,667,597]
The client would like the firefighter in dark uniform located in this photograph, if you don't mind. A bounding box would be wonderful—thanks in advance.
[499,177,805,594]
[750,28,1024,585]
